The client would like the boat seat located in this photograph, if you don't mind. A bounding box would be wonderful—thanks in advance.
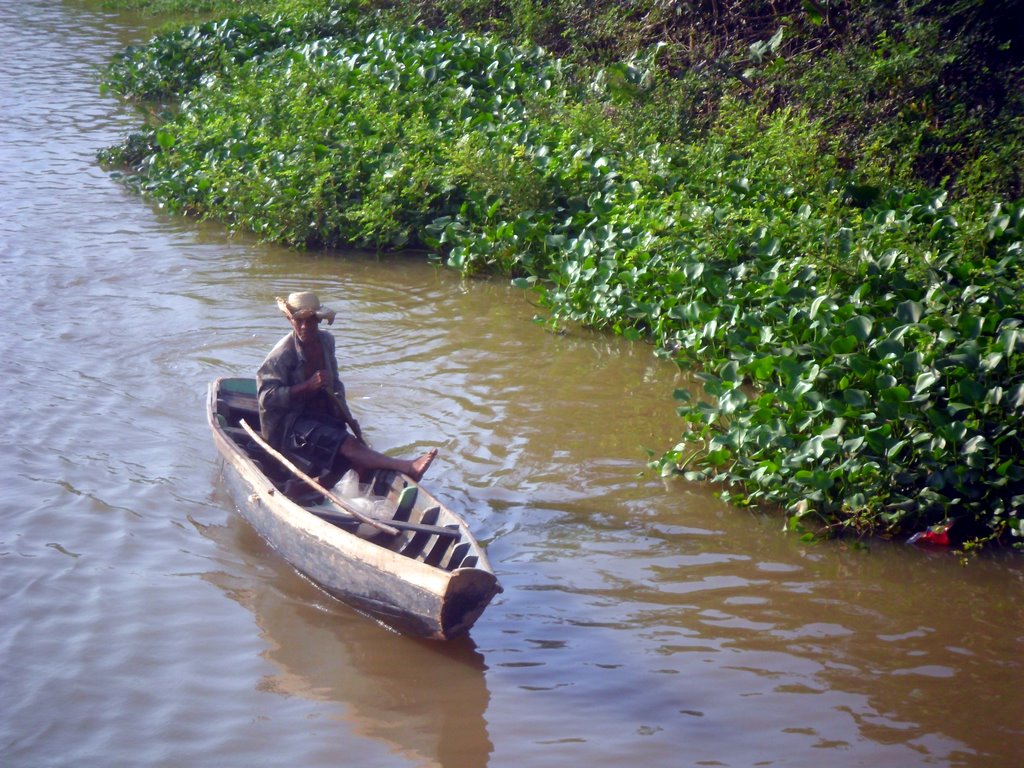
[423,529,461,567]
[393,485,417,522]
[218,389,259,415]
[398,505,440,558]
[418,505,441,527]
[441,541,471,570]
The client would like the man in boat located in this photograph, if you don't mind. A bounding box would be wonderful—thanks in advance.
[257,291,437,496]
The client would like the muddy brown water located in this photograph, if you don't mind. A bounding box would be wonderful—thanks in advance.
[2,3,1022,767]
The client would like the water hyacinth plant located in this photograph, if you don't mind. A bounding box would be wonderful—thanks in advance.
[101,9,567,249]
[100,4,1024,549]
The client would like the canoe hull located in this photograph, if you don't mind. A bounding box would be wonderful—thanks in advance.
[209,377,500,639]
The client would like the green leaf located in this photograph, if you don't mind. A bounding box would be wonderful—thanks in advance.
[895,300,924,324]
[707,448,732,467]
[720,387,749,414]
[795,469,834,490]
[877,250,899,270]
[802,0,825,25]
[1000,329,1020,356]
[720,360,740,382]
[845,315,874,342]
[746,356,776,381]
[962,435,989,455]
[156,127,176,149]
[820,418,846,439]
[843,435,865,453]
[881,385,910,403]
[981,352,1003,371]
[794,469,814,485]
[954,378,987,404]
[830,335,858,354]
[1009,383,1024,409]
[809,295,831,319]
[914,371,938,395]
[844,389,870,407]
[959,314,983,339]
[849,354,874,377]
[886,439,908,459]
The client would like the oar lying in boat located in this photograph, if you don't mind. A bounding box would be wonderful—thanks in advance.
[240,420,399,536]
[310,508,460,538]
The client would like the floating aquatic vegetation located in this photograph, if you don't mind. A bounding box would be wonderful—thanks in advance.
[100,5,1024,548]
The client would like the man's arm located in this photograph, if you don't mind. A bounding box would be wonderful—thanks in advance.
[257,353,293,412]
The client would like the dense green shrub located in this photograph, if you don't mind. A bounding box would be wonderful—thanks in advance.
[100,1,1024,549]
[101,13,567,248]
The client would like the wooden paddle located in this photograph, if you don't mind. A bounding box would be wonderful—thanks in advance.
[324,388,369,446]
[240,420,399,536]
[310,509,460,539]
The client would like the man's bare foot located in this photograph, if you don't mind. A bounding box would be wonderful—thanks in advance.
[408,448,438,482]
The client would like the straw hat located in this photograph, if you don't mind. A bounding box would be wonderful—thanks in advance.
[276,291,336,324]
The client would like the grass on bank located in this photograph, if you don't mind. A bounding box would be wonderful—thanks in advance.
[97,1,1024,550]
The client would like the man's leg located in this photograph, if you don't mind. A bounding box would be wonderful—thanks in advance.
[338,440,438,482]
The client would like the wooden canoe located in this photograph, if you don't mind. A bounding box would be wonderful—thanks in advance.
[207,376,501,639]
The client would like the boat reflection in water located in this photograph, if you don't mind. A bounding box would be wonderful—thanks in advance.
[196,507,494,768]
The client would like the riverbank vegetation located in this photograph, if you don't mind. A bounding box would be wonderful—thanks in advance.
[98,0,1023,551]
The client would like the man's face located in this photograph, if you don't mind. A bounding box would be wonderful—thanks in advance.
[290,315,320,345]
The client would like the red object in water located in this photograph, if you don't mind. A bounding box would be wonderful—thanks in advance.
[907,523,952,546]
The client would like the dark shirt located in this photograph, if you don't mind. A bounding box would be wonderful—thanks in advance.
[256,330,345,448]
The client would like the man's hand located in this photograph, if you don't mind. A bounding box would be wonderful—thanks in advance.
[295,369,328,396]
[307,370,329,391]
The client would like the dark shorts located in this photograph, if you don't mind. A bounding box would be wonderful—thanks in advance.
[284,415,350,474]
